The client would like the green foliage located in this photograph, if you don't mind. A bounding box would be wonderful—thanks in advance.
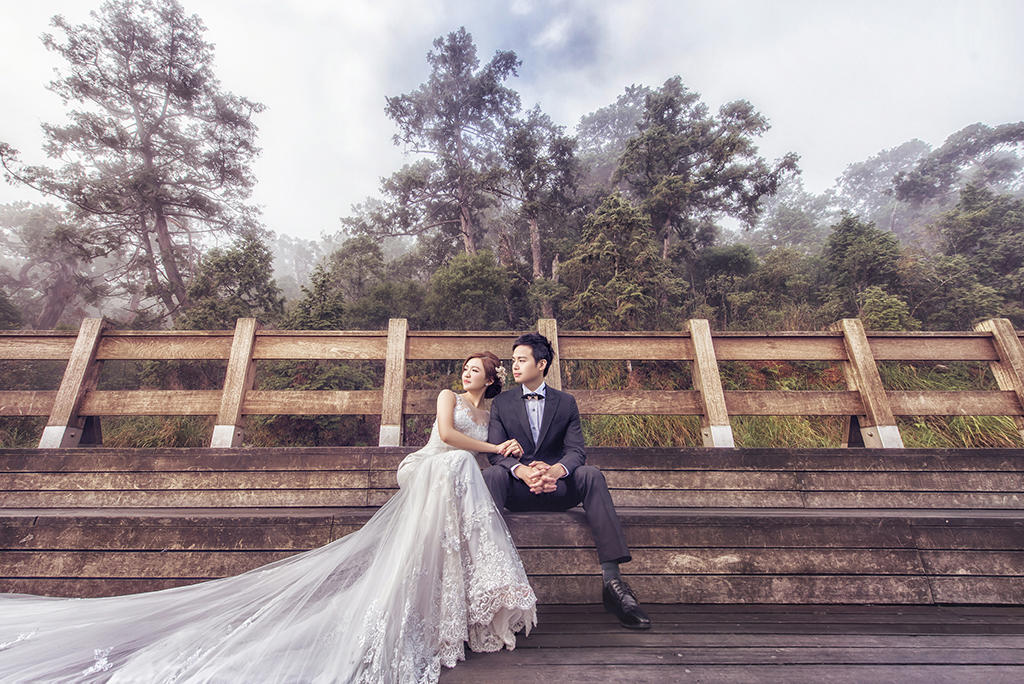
[898,253,1002,329]
[560,194,686,329]
[178,236,284,329]
[856,285,919,331]
[0,0,264,324]
[425,251,510,329]
[614,76,799,256]
[937,185,1024,318]
[823,215,902,315]
[0,288,21,329]
[895,122,1024,205]
[353,27,521,255]
[0,202,110,328]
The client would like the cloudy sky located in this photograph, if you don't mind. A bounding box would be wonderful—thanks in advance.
[1,0,1021,241]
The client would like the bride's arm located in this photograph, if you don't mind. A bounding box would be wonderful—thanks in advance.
[435,389,503,454]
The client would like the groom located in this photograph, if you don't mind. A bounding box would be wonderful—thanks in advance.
[483,332,651,630]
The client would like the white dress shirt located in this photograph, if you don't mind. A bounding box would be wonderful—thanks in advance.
[512,382,567,480]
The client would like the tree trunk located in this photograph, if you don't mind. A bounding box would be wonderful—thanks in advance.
[459,205,477,254]
[529,217,543,279]
[139,222,178,317]
[662,219,672,260]
[152,208,190,314]
[34,267,74,329]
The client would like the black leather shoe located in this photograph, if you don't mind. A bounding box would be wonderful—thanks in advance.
[602,578,652,630]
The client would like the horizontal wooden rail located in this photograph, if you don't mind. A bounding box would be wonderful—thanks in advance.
[1,318,1022,448]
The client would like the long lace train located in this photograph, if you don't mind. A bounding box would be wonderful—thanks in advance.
[0,394,536,682]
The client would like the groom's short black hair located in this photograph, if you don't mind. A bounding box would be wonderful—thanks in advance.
[512,332,554,376]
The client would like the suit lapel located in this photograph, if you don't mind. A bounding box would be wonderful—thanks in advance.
[536,388,560,452]
[510,391,536,452]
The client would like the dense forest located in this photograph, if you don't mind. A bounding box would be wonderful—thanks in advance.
[1,1,1023,448]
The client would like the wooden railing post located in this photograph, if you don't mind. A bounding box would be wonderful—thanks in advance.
[688,319,735,447]
[538,318,562,390]
[831,318,904,448]
[379,318,408,446]
[210,318,259,448]
[39,318,106,448]
[974,318,1024,441]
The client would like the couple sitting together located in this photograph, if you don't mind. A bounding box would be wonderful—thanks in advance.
[0,332,649,683]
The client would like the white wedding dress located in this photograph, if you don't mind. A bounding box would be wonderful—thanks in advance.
[0,392,537,683]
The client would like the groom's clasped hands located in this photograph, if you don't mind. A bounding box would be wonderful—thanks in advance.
[515,462,566,495]
[492,439,563,495]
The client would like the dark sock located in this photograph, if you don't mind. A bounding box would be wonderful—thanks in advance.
[601,561,621,582]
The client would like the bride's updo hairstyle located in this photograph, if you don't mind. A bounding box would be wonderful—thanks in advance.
[465,351,503,399]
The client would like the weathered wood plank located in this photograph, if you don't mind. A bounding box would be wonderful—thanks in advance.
[533,574,936,604]
[251,334,387,360]
[242,390,383,415]
[442,665,1024,684]
[537,318,562,390]
[0,470,371,490]
[406,334,515,360]
[211,317,258,447]
[557,336,693,360]
[95,335,233,360]
[517,548,926,575]
[870,335,1000,361]
[0,338,75,361]
[0,390,55,416]
[889,390,1024,416]
[0,521,343,550]
[689,319,734,446]
[39,318,106,448]
[713,335,847,361]
[79,390,222,415]
[1,550,297,578]
[725,391,862,415]
[0,489,369,507]
[833,318,904,447]
[379,318,408,445]
[975,318,1024,440]
[921,550,1024,576]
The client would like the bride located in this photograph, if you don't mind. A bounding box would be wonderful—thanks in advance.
[0,351,537,683]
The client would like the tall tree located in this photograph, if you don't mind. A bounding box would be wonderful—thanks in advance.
[937,185,1024,315]
[352,28,520,255]
[833,139,932,239]
[560,193,686,330]
[822,215,903,316]
[0,202,110,328]
[0,0,264,323]
[177,235,284,330]
[894,122,1024,205]
[575,84,651,194]
[502,107,579,316]
[615,76,799,259]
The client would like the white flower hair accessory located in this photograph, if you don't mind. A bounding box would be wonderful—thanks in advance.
[495,365,508,385]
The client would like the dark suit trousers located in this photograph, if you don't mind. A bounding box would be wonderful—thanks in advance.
[482,463,631,564]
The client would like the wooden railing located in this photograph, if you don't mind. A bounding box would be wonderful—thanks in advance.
[1,317,1023,449]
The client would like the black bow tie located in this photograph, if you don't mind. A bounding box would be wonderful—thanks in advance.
[523,392,544,400]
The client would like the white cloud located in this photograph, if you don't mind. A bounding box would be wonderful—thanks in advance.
[1,0,1021,239]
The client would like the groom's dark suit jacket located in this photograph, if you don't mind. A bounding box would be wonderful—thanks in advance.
[487,386,586,476]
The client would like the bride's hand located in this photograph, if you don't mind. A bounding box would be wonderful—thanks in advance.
[495,439,523,457]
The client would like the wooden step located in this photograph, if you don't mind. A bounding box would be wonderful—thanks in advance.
[3,446,1022,604]
[4,447,1023,509]
[3,508,1022,604]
